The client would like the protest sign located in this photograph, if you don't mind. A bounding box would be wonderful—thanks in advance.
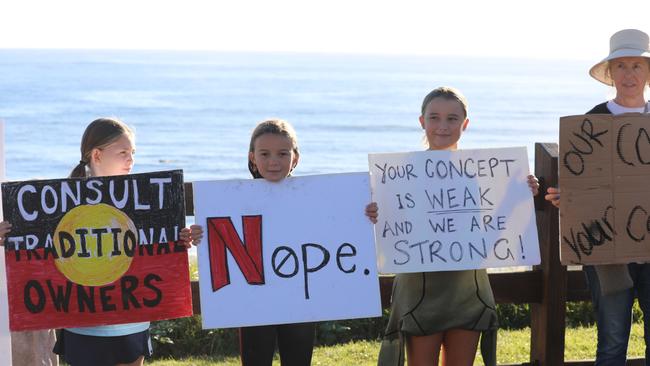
[0,121,11,365]
[560,113,650,264]
[194,173,381,329]
[369,147,540,274]
[2,170,192,331]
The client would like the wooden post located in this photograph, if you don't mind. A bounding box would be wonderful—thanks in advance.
[530,142,565,365]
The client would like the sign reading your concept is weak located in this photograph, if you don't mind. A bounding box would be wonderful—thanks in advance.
[560,114,650,265]
[369,147,540,274]
[2,170,192,331]
[194,173,381,329]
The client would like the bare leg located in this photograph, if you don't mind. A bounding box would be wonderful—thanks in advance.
[116,355,144,366]
[440,329,480,366]
[406,333,443,366]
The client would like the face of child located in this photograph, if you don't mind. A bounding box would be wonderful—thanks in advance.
[419,97,469,151]
[90,133,135,177]
[609,57,650,102]
[249,133,299,182]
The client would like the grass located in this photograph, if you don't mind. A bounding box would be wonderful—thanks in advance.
[145,323,646,365]
[146,341,380,366]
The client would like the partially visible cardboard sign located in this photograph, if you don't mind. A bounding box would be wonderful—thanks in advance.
[560,113,650,264]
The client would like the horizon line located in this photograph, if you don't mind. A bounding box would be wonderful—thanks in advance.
[0,47,594,62]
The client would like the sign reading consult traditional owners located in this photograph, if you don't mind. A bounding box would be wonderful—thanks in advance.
[560,114,650,265]
[1,170,192,331]
[194,173,381,329]
[369,147,540,274]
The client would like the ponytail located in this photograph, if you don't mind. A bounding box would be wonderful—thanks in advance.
[70,160,88,178]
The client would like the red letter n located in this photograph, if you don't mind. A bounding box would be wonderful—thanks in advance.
[207,216,265,292]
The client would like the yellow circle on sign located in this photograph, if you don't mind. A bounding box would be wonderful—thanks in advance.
[53,203,137,286]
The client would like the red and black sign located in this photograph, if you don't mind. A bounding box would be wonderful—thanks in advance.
[1,170,192,331]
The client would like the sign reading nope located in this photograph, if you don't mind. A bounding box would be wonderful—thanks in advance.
[369,147,540,274]
[194,173,381,329]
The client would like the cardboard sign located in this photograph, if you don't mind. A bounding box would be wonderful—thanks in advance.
[0,121,11,365]
[369,147,540,274]
[194,173,381,329]
[559,113,650,264]
[2,170,192,331]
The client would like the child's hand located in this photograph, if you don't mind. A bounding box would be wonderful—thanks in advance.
[545,187,560,208]
[0,221,12,247]
[189,224,204,245]
[527,174,540,196]
[179,224,204,248]
[365,202,378,224]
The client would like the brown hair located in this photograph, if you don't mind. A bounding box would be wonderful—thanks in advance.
[248,119,299,179]
[70,118,134,178]
[420,86,469,118]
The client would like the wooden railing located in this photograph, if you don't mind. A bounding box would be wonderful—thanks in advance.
[184,143,644,366]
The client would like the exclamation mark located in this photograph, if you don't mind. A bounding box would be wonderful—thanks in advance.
[519,235,525,259]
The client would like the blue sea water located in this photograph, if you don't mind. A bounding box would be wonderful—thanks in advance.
[0,49,609,182]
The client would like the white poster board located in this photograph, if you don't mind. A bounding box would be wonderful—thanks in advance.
[194,173,381,329]
[0,121,11,365]
[369,147,540,274]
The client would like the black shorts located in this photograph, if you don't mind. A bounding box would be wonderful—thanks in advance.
[53,329,152,366]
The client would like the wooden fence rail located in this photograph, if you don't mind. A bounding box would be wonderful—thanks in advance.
[183,142,644,366]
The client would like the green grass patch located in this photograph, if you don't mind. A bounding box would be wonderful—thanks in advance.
[492,324,645,365]
[146,324,646,365]
[147,341,380,366]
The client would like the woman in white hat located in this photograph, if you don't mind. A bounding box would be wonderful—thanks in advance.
[546,28,650,365]
[588,29,650,113]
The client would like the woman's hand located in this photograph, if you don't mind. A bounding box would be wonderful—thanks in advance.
[527,174,540,196]
[0,221,12,247]
[365,202,378,224]
[545,187,560,208]
[179,224,204,248]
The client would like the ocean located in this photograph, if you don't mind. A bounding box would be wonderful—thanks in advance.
[0,49,610,182]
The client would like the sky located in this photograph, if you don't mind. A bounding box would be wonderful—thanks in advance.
[1,0,650,60]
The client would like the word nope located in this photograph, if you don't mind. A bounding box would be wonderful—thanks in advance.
[206,216,360,299]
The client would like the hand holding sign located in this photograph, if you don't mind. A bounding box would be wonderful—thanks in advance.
[179,224,204,248]
[0,221,11,246]
[365,202,379,224]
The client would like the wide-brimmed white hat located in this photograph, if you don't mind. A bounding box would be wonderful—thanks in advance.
[589,29,650,85]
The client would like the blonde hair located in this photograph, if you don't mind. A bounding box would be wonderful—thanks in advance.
[70,118,134,178]
[248,119,299,178]
[420,86,469,118]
